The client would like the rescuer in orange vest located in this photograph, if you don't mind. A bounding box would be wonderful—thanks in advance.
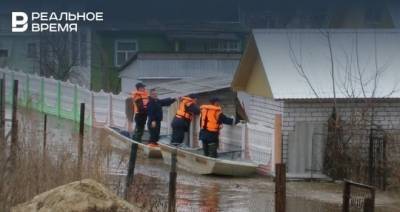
[199,97,236,158]
[170,94,200,146]
[131,82,149,142]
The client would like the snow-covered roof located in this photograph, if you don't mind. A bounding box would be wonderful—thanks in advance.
[253,29,400,99]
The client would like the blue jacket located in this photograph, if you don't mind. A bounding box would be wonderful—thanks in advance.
[147,97,176,122]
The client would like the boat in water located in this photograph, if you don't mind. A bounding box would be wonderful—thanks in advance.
[104,127,162,158]
[158,138,258,177]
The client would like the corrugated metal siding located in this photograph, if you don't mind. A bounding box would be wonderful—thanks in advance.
[237,91,283,128]
[120,58,239,79]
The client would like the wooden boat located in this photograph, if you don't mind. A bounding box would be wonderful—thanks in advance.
[104,127,162,159]
[158,138,258,177]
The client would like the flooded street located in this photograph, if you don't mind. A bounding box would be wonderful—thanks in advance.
[6,107,400,212]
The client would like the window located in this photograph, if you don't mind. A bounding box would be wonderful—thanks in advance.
[0,49,8,58]
[206,40,241,52]
[69,30,89,67]
[27,43,37,58]
[115,40,138,66]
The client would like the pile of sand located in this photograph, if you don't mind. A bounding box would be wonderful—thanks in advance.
[12,179,141,212]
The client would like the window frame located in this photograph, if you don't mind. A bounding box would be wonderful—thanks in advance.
[114,39,138,67]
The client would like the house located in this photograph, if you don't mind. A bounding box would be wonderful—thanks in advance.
[0,1,92,87]
[0,12,40,73]
[232,29,400,178]
[90,28,246,93]
[118,52,240,94]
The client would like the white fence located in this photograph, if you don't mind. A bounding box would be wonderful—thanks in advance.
[0,68,129,128]
[0,68,277,175]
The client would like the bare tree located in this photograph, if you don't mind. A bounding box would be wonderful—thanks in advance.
[287,30,398,184]
[39,33,77,80]
[38,30,90,87]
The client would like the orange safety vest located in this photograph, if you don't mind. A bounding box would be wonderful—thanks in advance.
[176,96,196,120]
[131,90,149,114]
[200,104,222,132]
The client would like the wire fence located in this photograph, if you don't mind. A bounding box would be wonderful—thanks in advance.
[313,127,400,189]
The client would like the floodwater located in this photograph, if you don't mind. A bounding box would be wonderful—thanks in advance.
[7,107,400,212]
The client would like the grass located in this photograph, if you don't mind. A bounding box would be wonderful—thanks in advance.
[0,107,120,211]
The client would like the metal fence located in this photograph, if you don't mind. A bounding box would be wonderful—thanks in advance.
[342,180,375,212]
[312,126,400,189]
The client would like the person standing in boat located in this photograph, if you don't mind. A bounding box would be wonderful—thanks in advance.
[131,82,149,142]
[199,97,237,158]
[170,94,200,146]
[147,88,176,147]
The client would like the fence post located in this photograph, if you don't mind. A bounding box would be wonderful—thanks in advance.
[57,81,61,117]
[0,78,5,145]
[43,114,47,158]
[41,114,48,187]
[368,129,375,186]
[108,93,113,126]
[125,142,138,200]
[275,163,286,212]
[382,135,387,190]
[25,73,30,107]
[275,114,283,165]
[363,198,374,212]
[40,77,44,113]
[342,181,350,212]
[168,148,177,212]
[91,92,95,126]
[73,85,78,122]
[370,186,375,212]
[241,123,249,160]
[77,103,85,180]
[10,80,19,170]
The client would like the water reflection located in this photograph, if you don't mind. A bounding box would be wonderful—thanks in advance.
[12,108,396,212]
[198,184,220,212]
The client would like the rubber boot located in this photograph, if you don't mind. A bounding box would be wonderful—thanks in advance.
[208,143,218,158]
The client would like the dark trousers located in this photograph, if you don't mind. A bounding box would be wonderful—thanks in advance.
[147,121,161,143]
[171,126,186,145]
[199,129,219,158]
[202,139,218,158]
[133,115,146,142]
[170,117,189,145]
